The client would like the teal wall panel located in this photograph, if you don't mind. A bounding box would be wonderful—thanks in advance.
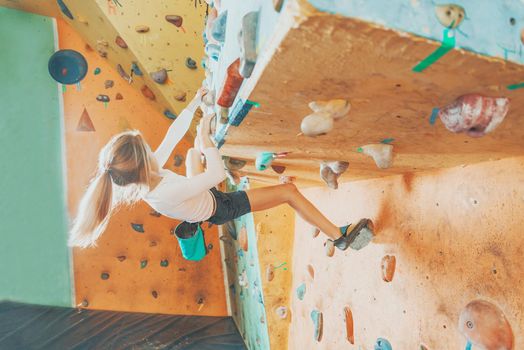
[0,7,71,306]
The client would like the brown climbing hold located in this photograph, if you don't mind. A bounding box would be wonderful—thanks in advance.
[344,306,354,344]
[165,15,183,27]
[458,300,513,350]
[150,69,168,84]
[101,272,110,280]
[266,264,275,282]
[271,165,286,174]
[117,255,126,262]
[273,0,284,12]
[149,210,161,217]
[325,240,335,257]
[135,25,150,33]
[310,227,320,238]
[115,36,127,49]
[151,290,158,298]
[149,241,157,247]
[80,299,89,307]
[104,80,114,89]
[381,255,396,282]
[174,92,187,102]
[239,225,248,252]
[141,85,156,101]
[76,108,95,132]
[115,93,123,100]
[307,264,315,280]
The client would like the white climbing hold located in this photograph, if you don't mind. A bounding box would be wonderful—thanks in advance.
[301,112,334,137]
[359,144,394,169]
[308,99,350,120]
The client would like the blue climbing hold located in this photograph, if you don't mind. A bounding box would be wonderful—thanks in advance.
[205,43,221,61]
[163,109,177,120]
[57,0,74,20]
[131,62,143,76]
[211,11,228,43]
[48,50,88,85]
[131,223,144,233]
[429,108,440,125]
[375,338,392,350]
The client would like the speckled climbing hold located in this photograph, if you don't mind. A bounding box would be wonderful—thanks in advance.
[279,175,295,184]
[223,157,246,171]
[276,306,288,319]
[239,11,259,78]
[165,15,183,27]
[309,99,351,120]
[101,272,110,280]
[160,259,169,267]
[438,94,509,137]
[94,67,101,75]
[173,154,184,167]
[359,144,394,169]
[273,0,284,12]
[185,57,197,70]
[320,161,349,189]
[325,239,335,257]
[458,300,513,350]
[116,64,131,82]
[164,109,177,120]
[150,69,168,84]
[131,223,144,233]
[140,259,148,269]
[311,310,323,342]
[115,93,123,100]
[375,338,393,350]
[266,264,275,282]
[217,58,244,108]
[310,227,320,238]
[80,299,89,307]
[141,85,156,101]
[344,306,354,344]
[296,283,306,300]
[301,112,334,137]
[117,255,126,262]
[115,36,127,49]
[57,0,74,20]
[96,95,110,103]
[104,80,114,89]
[76,108,95,132]
[131,62,142,76]
[211,11,228,43]
[135,25,150,33]
[239,225,248,252]
[307,265,315,280]
[174,92,187,102]
[435,4,465,29]
[152,290,158,298]
[381,255,396,282]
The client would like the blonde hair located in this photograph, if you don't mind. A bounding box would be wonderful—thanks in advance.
[68,130,153,248]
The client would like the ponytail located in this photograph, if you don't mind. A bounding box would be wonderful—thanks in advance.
[68,170,113,248]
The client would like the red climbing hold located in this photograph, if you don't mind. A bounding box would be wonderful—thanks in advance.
[115,36,128,49]
[76,108,95,132]
[141,85,156,101]
[217,58,244,108]
[344,306,354,344]
[438,94,509,137]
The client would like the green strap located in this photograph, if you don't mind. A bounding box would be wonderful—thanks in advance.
[507,82,524,90]
[413,29,456,72]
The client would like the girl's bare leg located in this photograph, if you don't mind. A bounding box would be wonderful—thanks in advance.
[245,183,342,240]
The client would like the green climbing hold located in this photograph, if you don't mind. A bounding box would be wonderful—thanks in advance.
[131,223,144,233]
[94,67,101,75]
[140,260,148,269]
[160,259,169,267]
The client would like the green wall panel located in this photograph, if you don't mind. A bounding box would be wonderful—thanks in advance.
[0,7,71,306]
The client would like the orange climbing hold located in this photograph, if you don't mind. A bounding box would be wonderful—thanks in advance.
[381,255,396,282]
[344,306,354,344]
[76,108,95,132]
[239,225,248,252]
[307,264,315,280]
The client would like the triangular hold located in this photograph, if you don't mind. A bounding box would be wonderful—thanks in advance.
[118,116,131,131]
[76,107,95,132]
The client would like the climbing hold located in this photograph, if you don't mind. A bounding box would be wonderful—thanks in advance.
[165,15,183,27]
[239,11,259,78]
[435,4,465,29]
[211,11,228,43]
[381,255,396,282]
[307,265,315,280]
[117,256,126,262]
[160,259,169,267]
[141,85,156,101]
[48,50,88,85]
[309,99,351,120]
[80,299,89,307]
[174,92,187,102]
[149,241,157,247]
[273,0,284,12]
[95,40,108,58]
[438,94,509,137]
[115,36,127,49]
[279,175,295,184]
[271,165,286,174]
[219,107,229,123]
[135,25,150,33]
[131,62,143,76]
[164,110,177,120]
[375,338,393,350]
[149,210,161,217]
[206,43,221,61]
[76,108,95,132]
[173,154,184,167]
[94,67,101,75]
[311,310,323,342]
[346,218,375,250]
[325,239,335,257]
[115,93,123,100]
[100,272,110,280]
[223,157,247,171]
[359,144,394,169]
[419,344,429,350]
[140,259,148,269]
[96,95,110,103]
[266,264,275,282]
[150,69,168,84]
[217,58,244,108]
[238,270,248,287]
[458,300,513,350]
[151,290,158,298]
[104,80,114,89]
[239,225,248,252]
[207,243,213,250]
[131,223,144,233]
[202,89,216,107]
[320,161,349,189]
[185,57,197,70]
[296,283,306,300]
[344,306,354,344]
[301,112,334,137]
[276,306,288,319]
[116,64,131,82]
[310,227,320,238]
[57,0,74,20]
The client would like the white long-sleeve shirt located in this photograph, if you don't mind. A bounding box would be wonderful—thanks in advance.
[143,98,226,222]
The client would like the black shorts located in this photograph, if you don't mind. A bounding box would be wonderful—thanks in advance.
[207,188,252,225]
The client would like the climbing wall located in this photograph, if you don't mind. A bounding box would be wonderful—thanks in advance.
[56,18,227,315]
[289,156,524,349]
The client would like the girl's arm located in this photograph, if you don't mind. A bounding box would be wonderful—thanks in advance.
[153,89,206,167]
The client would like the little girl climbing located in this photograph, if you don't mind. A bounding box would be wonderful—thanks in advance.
[68,88,373,253]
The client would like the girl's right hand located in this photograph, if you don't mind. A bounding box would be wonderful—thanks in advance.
[195,87,209,102]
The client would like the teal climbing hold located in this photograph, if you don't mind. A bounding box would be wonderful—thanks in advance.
[163,109,177,120]
[310,310,323,342]
[296,283,306,300]
[375,338,392,350]
[429,108,440,125]
[160,259,169,267]
[380,138,394,144]
[131,62,142,76]
[140,260,148,269]
[255,152,275,171]
[131,223,144,233]
[94,67,101,75]
[507,82,524,90]
[465,341,472,350]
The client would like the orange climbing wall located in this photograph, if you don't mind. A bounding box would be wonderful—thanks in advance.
[289,156,524,349]
[58,19,227,316]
